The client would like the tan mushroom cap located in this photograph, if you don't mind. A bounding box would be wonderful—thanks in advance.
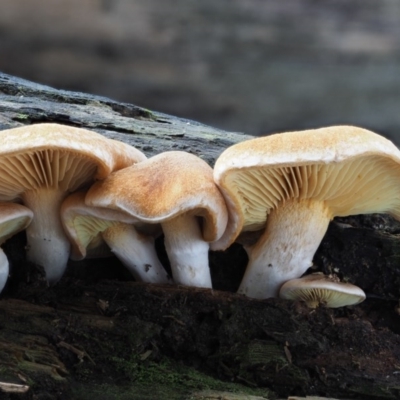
[0,123,146,199]
[86,151,228,244]
[279,273,366,308]
[214,125,400,248]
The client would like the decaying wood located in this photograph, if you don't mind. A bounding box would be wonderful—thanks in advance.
[0,73,399,400]
[0,72,247,165]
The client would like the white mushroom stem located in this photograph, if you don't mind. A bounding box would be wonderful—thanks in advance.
[162,214,212,288]
[238,199,332,299]
[22,189,70,285]
[0,249,9,293]
[101,223,171,284]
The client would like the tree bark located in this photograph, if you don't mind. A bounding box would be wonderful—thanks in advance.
[0,72,245,166]
[0,73,399,400]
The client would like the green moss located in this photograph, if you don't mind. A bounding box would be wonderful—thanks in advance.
[82,354,274,400]
[140,108,157,121]
[12,113,30,121]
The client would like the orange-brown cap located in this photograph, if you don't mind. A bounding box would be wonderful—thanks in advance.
[86,151,228,246]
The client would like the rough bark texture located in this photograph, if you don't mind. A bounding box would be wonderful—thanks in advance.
[0,72,244,166]
[0,73,399,400]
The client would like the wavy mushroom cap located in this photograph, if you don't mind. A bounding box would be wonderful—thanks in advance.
[86,151,228,244]
[213,125,400,248]
[279,273,366,308]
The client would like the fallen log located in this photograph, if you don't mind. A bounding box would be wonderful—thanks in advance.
[0,73,399,400]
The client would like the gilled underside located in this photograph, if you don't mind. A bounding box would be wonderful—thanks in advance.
[67,214,170,284]
[0,149,97,200]
[225,155,400,231]
[0,216,32,243]
[0,149,99,283]
[71,215,119,256]
[281,286,365,308]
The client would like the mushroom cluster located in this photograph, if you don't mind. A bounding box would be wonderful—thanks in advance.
[0,123,146,285]
[0,123,396,308]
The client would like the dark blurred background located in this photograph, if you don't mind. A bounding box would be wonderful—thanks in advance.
[1,0,400,143]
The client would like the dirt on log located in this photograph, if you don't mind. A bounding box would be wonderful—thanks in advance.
[0,73,399,400]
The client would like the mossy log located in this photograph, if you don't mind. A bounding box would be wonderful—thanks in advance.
[0,73,399,400]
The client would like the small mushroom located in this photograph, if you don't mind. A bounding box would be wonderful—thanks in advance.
[61,192,170,283]
[0,123,146,283]
[279,273,366,308]
[85,151,228,288]
[214,125,400,298]
[0,203,33,292]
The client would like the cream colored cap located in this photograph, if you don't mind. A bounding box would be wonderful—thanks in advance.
[279,273,366,308]
[214,126,400,248]
[0,123,146,200]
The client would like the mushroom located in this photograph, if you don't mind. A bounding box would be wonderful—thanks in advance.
[0,203,33,293]
[213,125,400,298]
[85,151,228,288]
[279,273,366,308]
[0,123,146,284]
[61,192,170,283]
